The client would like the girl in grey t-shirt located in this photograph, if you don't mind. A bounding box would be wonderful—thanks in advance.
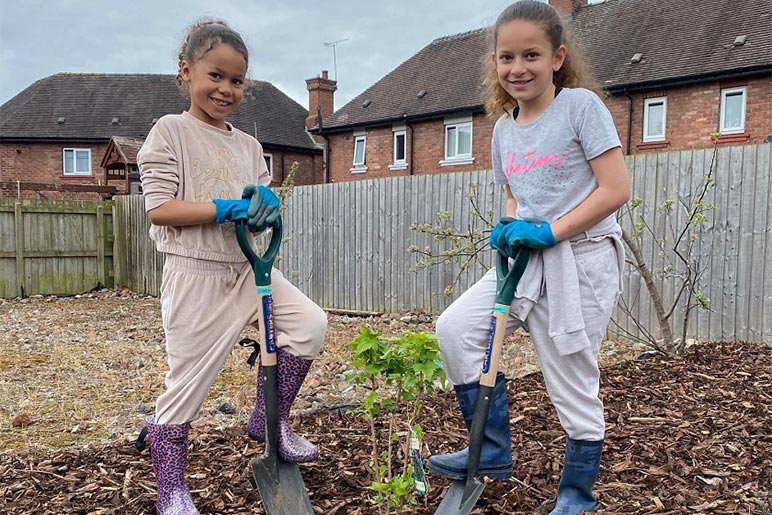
[426,2,631,514]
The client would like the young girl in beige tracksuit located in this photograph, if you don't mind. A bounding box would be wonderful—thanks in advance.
[137,19,327,515]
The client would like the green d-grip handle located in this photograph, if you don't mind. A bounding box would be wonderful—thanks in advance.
[495,217,529,305]
[235,217,283,286]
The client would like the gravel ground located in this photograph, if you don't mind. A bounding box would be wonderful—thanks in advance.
[0,290,644,451]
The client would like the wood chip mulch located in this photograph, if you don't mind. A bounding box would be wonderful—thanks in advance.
[1,341,769,515]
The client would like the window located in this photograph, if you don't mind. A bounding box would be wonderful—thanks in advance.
[351,130,367,173]
[394,131,406,162]
[264,153,273,178]
[446,123,472,158]
[441,115,474,166]
[390,124,407,170]
[643,97,667,142]
[719,87,746,134]
[63,148,91,175]
[353,136,366,165]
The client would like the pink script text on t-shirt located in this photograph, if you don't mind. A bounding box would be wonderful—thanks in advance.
[504,149,570,178]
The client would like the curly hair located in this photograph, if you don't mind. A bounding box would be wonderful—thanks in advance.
[483,0,599,118]
[176,18,249,92]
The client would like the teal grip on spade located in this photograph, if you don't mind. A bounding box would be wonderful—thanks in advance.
[235,217,282,287]
[495,217,529,305]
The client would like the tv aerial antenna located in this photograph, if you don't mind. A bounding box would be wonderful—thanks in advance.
[323,38,349,81]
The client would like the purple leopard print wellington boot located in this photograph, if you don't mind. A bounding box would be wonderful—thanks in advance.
[146,415,200,515]
[246,347,318,462]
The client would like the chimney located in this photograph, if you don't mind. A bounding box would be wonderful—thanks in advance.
[305,70,337,130]
[549,0,587,17]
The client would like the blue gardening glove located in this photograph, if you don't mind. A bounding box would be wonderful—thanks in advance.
[489,218,516,256]
[213,198,250,224]
[241,184,280,232]
[503,219,558,250]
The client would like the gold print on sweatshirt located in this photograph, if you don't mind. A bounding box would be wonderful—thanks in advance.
[191,145,242,201]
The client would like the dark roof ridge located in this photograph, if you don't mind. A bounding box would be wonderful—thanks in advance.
[51,71,271,86]
[431,27,488,45]
[54,71,170,77]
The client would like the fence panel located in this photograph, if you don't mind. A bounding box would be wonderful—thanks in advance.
[112,196,164,296]
[102,143,772,344]
[0,199,113,297]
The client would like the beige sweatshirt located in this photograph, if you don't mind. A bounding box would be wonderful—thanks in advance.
[138,111,271,262]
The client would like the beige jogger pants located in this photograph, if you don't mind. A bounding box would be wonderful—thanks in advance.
[155,254,327,424]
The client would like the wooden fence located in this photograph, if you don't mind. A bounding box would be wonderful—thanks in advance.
[82,143,772,344]
[618,143,771,345]
[112,174,506,313]
[276,172,505,313]
[112,195,163,296]
[0,199,113,297]
[277,143,772,348]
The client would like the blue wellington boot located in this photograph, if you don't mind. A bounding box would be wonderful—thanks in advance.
[426,372,512,480]
[549,438,603,515]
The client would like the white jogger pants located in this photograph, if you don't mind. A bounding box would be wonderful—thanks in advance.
[436,238,620,441]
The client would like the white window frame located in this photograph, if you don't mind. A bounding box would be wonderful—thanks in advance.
[62,148,92,176]
[351,130,367,173]
[440,114,474,166]
[389,124,408,170]
[719,86,747,135]
[263,153,274,179]
[642,97,667,142]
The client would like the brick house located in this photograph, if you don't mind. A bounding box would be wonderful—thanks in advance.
[310,0,772,183]
[0,73,323,199]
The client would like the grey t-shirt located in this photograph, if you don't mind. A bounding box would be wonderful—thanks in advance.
[492,87,621,225]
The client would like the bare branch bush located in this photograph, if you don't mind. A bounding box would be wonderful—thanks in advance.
[617,141,717,355]
[409,143,719,356]
[408,184,496,297]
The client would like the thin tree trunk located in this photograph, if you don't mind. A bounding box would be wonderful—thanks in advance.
[621,229,675,352]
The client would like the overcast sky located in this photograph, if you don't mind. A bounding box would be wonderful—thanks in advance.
[0,0,524,111]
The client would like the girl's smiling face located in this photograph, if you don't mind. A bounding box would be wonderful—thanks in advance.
[493,19,566,114]
[180,43,247,129]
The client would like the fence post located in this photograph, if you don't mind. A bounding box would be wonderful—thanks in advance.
[112,199,125,288]
[14,201,25,297]
[96,204,106,287]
